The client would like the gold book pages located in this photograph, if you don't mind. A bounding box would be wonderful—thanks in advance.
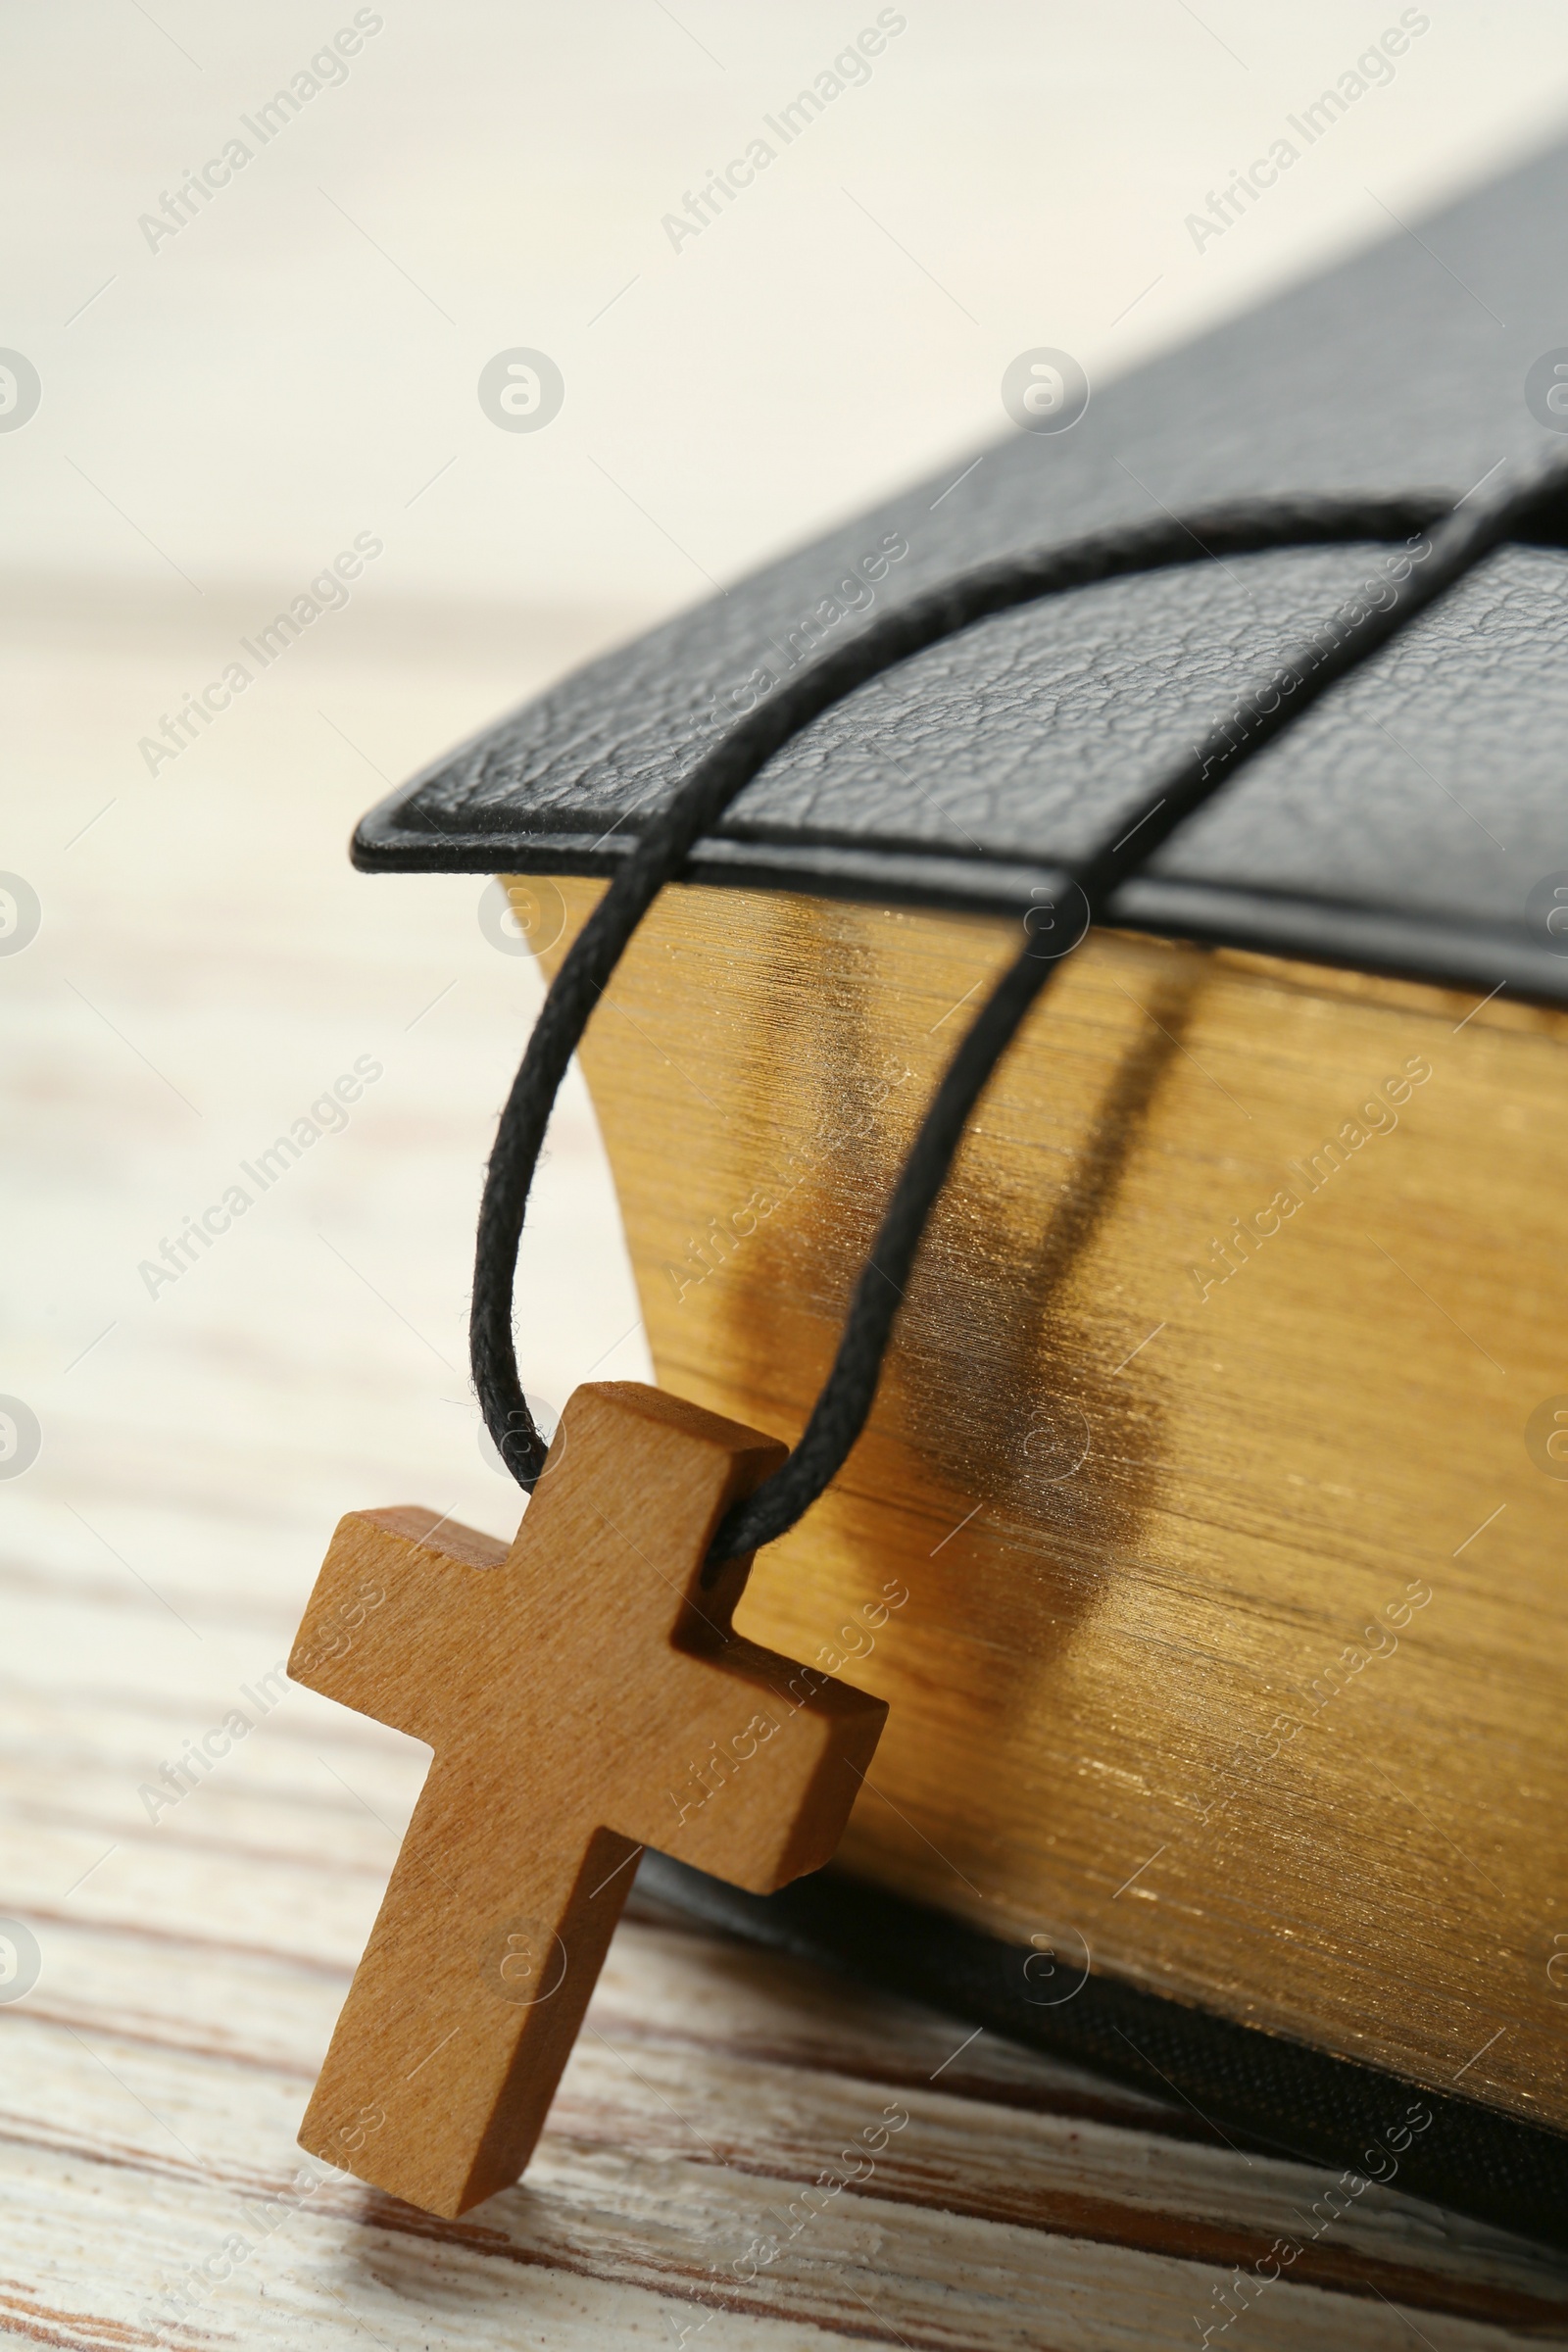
[524,874,1568,2134]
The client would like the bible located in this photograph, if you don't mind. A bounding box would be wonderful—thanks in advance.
[350,131,1568,2243]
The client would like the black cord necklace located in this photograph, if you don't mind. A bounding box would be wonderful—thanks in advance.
[471,453,1568,1572]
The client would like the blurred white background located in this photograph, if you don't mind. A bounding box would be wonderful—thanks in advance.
[10,1,1568,603]
[5,0,1568,1711]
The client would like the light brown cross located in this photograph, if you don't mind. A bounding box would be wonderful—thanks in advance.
[288,1381,887,2217]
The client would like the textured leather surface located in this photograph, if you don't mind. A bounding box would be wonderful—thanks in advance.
[359,134,1568,1005]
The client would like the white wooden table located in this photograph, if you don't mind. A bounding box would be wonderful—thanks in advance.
[4,595,1568,2350]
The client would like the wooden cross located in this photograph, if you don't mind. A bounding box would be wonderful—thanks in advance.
[288,1381,888,2218]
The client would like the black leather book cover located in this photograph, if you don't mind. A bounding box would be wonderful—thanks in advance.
[361,133,1568,1009]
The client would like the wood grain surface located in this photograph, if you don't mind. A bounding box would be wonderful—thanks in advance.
[9,1801,1568,2350]
[6,596,1568,2348]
